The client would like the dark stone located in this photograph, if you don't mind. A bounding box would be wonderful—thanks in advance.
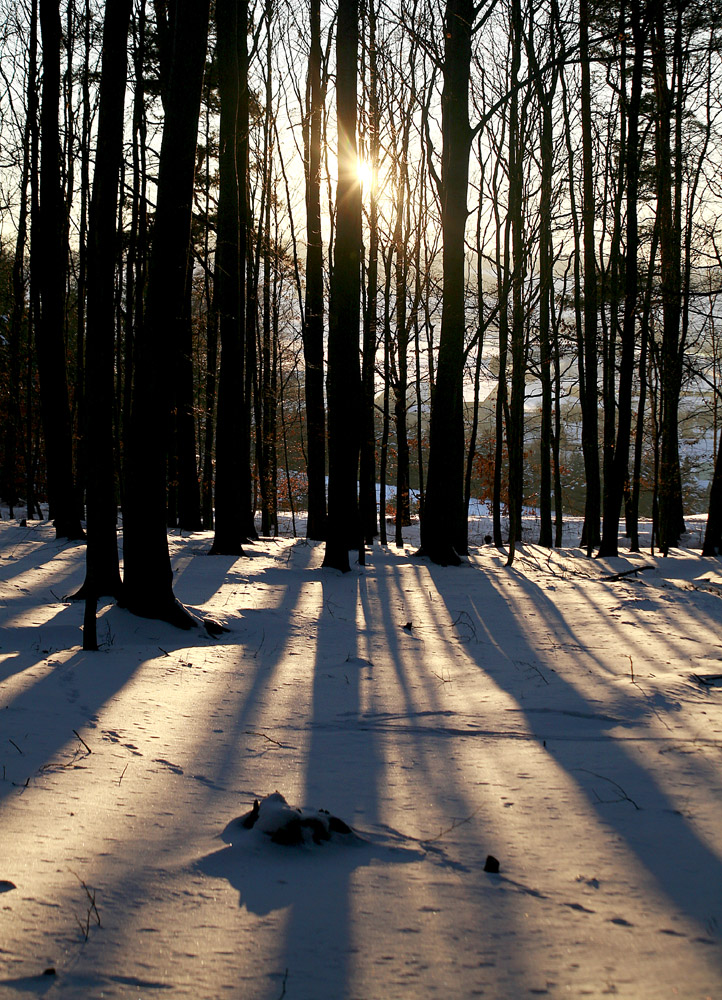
[484,855,500,873]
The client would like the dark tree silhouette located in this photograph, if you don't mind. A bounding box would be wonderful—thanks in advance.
[599,2,647,557]
[702,437,722,556]
[122,0,210,625]
[579,0,601,554]
[211,0,248,557]
[75,0,132,611]
[322,0,363,572]
[302,0,328,542]
[420,0,476,565]
[36,0,84,540]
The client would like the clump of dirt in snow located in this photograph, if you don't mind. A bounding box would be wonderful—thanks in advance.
[234,792,357,846]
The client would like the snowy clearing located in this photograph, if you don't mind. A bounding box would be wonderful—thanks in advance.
[1,516,721,999]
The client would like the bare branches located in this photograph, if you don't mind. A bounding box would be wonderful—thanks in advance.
[70,870,101,940]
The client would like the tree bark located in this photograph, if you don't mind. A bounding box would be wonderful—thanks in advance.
[359,0,380,545]
[419,0,475,565]
[322,0,362,571]
[599,4,646,557]
[303,0,328,541]
[579,0,601,553]
[36,0,84,540]
[122,0,210,625]
[211,0,247,556]
[76,0,132,602]
[652,0,685,554]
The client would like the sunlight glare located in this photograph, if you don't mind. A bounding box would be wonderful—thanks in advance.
[357,158,373,191]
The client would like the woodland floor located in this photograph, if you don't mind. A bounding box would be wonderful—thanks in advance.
[1,512,721,999]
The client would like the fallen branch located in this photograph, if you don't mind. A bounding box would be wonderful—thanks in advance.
[573,768,640,810]
[73,730,92,756]
[601,565,654,582]
[245,729,288,749]
[423,806,481,843]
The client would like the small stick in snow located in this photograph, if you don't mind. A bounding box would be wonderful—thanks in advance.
[276,968,289,999]
[9,739,23,755]
[629,655,634,683]
[245,731,290,748]
[422,806,481,844]
[118,764,128,785]
[573,768,640,810]
[73,730,92,756]
[601,565,654,582]
[70,870,101,939]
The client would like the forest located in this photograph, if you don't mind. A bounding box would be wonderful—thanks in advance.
[1,0,722,627]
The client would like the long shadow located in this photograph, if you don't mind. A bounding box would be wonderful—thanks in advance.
[0,527,85,587]
[422,551,722,955]
[0,601,85,686]
[258,566,387,998]
[368,552,492,838]
[0,596,246,807]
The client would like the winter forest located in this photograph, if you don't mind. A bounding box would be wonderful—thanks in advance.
[2,2,722,997]
[0,0,721,619]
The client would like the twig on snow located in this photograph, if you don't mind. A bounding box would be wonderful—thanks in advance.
[573,768,640,810]
[601,565,654,582]
[451,610,478,643]
[73,730,92,756]
[421,807,482,844]
[245,731,292,749]
[70,870,101,939]
[276,968,289,999]
[9,739,23,755]
[118,764,128,785]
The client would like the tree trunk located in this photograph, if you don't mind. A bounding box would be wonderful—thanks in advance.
[303,0,328,541]
[359,0,379,545]
[506,0,525,566]
[420,0,475,565]
[122,0,210,624]
[653,0,684,554]
[702,435,722,556]
[537,81,554,548]
[76,0,131,602]
[579,0,601,553]
[36,0,84,540]
[394,137,411,545]
[174,251,202,532]
[211,0,247,556]
[322,0,362,571]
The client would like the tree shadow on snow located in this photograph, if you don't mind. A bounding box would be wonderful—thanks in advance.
[422,552,722,955]
[197,832,423,918]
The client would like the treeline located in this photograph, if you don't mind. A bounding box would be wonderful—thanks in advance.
[0,0,721,626]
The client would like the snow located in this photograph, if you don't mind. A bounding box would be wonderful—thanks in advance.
[1,514,722,998]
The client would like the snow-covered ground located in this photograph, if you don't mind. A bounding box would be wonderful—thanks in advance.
[1,512,721,999]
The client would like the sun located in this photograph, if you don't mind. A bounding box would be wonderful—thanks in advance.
[357,158,374,190]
